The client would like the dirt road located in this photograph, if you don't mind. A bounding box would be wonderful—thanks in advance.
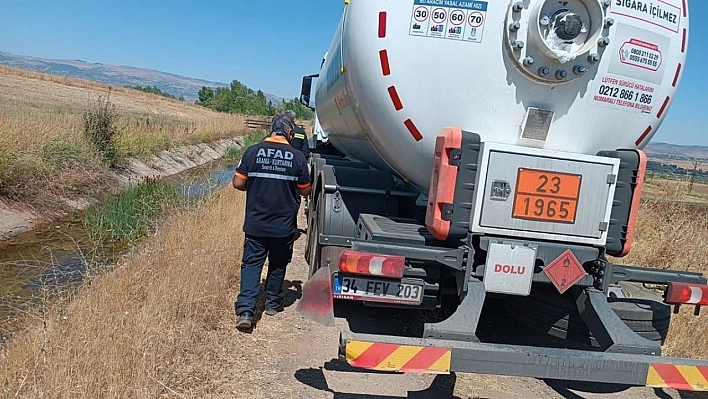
[219,208,706,399]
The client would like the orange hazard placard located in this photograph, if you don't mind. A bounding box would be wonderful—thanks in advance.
[512,168,582,224]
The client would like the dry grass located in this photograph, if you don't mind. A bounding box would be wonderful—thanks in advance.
[0,65,246,157]
[615,199,708,358]
[644,179,708,203]
[0,65,247,216]
[0,188,245,398]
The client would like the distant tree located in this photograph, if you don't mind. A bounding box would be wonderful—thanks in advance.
[688,161,703,194]
[127,85,178,99]
[279,98,314,120]
[197,80,285,117]
[198,86,214,104]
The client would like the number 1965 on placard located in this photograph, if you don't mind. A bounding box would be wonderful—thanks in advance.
[511,168,582,224]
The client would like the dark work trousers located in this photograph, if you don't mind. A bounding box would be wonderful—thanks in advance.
[236,234,294,316]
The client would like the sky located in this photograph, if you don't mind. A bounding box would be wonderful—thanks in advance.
[0,0,706,146]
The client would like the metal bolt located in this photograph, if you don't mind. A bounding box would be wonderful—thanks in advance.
[573,64,587,74]
[523,56,535,66]
[509,21,521,32]
[598,37,611,47]
[588,53,600,63]
[556,69,568,80]
[512,40,525,50]
[538,66,550,77]
[602,0,611,8]
[512,2,524,12]
[604,18,615,28]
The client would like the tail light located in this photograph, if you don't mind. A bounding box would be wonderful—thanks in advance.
[339,250,405,278]
[665,282,708,306]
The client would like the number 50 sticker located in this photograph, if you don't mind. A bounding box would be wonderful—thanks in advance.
[432,7,447,23]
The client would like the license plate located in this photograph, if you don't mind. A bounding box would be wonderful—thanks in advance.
[512,168,582,224]
[333,275,423,305]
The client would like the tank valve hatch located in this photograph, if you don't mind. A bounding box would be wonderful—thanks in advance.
[506,0,608,83]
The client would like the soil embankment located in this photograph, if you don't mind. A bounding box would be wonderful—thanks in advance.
[0,137,245,240]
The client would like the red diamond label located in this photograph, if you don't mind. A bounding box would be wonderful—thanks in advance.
[544,250,587,294]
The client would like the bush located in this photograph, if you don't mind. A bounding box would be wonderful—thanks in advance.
[84,94,119,167]
[126,85,180,100]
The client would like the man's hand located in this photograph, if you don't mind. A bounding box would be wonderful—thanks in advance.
[232,173,247,191]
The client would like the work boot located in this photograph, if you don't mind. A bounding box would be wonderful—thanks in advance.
[264,307,281,316]
[236,312,253,330]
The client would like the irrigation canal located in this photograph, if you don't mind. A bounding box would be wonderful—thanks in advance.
[0,160,238,337]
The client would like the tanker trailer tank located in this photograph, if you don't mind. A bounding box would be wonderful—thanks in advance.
[314,0,687,190]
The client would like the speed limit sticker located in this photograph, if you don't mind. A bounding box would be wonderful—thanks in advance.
[409,0,488,43]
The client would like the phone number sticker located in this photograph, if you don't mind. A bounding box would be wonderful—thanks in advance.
[409,0,488,43]
[620,38,662,71]
[589,74,656,114]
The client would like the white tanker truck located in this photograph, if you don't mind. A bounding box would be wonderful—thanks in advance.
[296,0,708,390]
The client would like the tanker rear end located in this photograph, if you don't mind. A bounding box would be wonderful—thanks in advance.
[297,1,708,389]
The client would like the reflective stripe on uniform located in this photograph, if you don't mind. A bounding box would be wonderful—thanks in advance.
[247,172,298,181]
[293,133,306,139]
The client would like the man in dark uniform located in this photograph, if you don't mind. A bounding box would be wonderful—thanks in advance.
[282,110,310,158]
[232,116,312,331]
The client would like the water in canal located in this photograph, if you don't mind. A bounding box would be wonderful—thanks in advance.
[0,160,238,337]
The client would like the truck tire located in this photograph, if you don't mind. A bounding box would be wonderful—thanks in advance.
[305,192,322,278]
[504,283,671,345]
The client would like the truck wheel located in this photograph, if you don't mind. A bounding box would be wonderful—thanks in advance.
[504,283,671,345]
[305,195,322,278]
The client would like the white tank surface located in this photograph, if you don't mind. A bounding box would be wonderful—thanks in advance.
[315,0,689,189]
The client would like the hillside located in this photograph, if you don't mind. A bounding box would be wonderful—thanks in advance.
[645,142,708,162]
[0,51,282,104]
[0,65,247,238]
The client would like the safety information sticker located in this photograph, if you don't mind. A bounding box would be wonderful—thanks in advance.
[409,0,488,43]
[608,24,669,85]
[588,74,657,114]
[619,38,662,71]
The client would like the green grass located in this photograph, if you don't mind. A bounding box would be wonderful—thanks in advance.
[83,178,179,242]
[116,132,171,159]
[223,129,267,162]
[41,139,94,168]
[0,139,14,190]
[82,129,268,243]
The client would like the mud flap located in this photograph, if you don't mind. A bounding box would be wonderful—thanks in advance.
[296,267,335,326]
